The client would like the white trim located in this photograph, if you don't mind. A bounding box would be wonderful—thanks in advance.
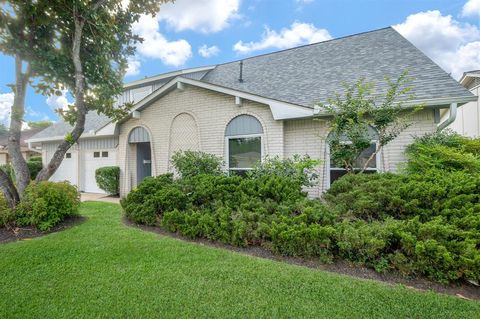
[225,133,263,173]
[129,76,314,121]
[123,66,216,89]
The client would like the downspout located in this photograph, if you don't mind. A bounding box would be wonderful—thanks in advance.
[437,103,457,132]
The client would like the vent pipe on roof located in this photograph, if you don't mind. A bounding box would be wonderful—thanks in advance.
[238,60,244,83]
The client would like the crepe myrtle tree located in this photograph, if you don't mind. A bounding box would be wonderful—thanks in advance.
[0,0,171,208]
[320,71,422,173]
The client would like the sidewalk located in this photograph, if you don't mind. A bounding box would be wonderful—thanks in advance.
[80,193,120,204]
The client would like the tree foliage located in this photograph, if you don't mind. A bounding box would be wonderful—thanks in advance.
[0,0,172,207]
[27,121,53,130]
[321,71,421,172]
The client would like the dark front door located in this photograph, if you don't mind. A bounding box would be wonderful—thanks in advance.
[136,142,151,185]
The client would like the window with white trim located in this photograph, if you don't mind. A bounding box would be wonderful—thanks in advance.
[225,115,263,175]
[327,127,379,186]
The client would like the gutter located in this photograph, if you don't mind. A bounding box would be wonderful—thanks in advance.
[437,103,457,132]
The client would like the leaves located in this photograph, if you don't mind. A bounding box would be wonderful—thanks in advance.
[320,71,421,172]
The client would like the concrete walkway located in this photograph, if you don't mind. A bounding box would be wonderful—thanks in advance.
[80,193,120,204]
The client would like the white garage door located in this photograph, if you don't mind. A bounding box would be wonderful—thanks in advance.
[82,150,117,193]
[50,152,78,186]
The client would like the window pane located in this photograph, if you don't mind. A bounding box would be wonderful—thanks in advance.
[228,137,261,169]
[94,152,100,158]
[65,153,71,159]
[354,143,376,169]
[102,151,108,158]
[330,143,377,169]
[330,169,348,185]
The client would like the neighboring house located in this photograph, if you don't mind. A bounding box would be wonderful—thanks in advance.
[0,128,43,166]
[439,70,480,137]
[27,27,477,196]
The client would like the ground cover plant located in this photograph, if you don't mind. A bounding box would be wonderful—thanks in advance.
[0,202,478,318]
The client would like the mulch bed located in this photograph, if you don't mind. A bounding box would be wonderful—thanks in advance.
[0,215,86,245]
[124,217,480,301]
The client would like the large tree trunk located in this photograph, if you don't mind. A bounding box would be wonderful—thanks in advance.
[8,55,31,197]
[0,169,19,208]
[36,17,87,182]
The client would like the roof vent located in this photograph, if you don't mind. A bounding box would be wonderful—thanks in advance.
[238,60,244,83]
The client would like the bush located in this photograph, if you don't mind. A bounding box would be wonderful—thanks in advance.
[0,194,14,228]
[122,147,480,284]
[27,157,43,180]
[247,155,320,186]
[406,130,480,173]
[325,171,480,283]
[15,181,80,231]
[171,150,223,178]
[95,166,120,195]
[1,156,43,181]
[120,174,183,225]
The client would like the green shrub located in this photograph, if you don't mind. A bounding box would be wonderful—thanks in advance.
[248,155,320,186]
[405,130,480,173]
[0,194,14,228]
[95,166,120,195]
[171,150,223,178]
[325,171,480,283]
[15,181,80,231]
[405,144,480,173]
[120,174,183,225]
[27,157,43,180]
[1,157,43,181]
[270,222,335,262]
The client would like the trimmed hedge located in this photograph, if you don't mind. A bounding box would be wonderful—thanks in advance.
[95,166,120,195]
[121,148,480,284]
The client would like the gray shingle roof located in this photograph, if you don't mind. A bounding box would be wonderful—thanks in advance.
[202,27,473,107]
[31,27,474,141]
[30,111,111,140]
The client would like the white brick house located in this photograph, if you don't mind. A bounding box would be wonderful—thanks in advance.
[27,27,477,196]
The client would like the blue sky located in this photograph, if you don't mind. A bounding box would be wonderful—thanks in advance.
[0,0,479,126]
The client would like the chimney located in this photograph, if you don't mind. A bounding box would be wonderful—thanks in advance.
[238,60,244,83]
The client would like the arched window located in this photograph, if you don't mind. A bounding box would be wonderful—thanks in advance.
[225,115,264,175]
[327,126,379,187]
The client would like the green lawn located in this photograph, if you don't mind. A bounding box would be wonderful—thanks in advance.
[0,202,478,319]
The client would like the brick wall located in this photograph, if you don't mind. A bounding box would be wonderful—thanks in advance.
[118,85,283,196]
[118,84,437,197]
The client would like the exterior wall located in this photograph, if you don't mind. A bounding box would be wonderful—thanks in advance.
[0,153,7,165]
[283,109,437,195]
[118,85,283,196]
[441,84,479,137]
[42,136,118,192]
[118,84,437,197]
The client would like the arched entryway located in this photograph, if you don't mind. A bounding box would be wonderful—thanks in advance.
[128,126,152,186]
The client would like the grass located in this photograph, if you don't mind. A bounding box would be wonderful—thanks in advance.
[0,202,478,319]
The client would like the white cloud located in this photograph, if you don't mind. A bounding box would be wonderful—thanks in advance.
[0,92,13,126]
[157,0,240,33]
[296,0,314,3]
[198,45,220,58]
[233,22,332,54]
[394,10,480,79]
[133,14,192,66]
[462,0,480,17]
[46,90,72,111]
[125,57,141,76]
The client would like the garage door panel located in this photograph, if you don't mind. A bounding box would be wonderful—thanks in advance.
[82,150,117,193]
[49,152,78,186]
